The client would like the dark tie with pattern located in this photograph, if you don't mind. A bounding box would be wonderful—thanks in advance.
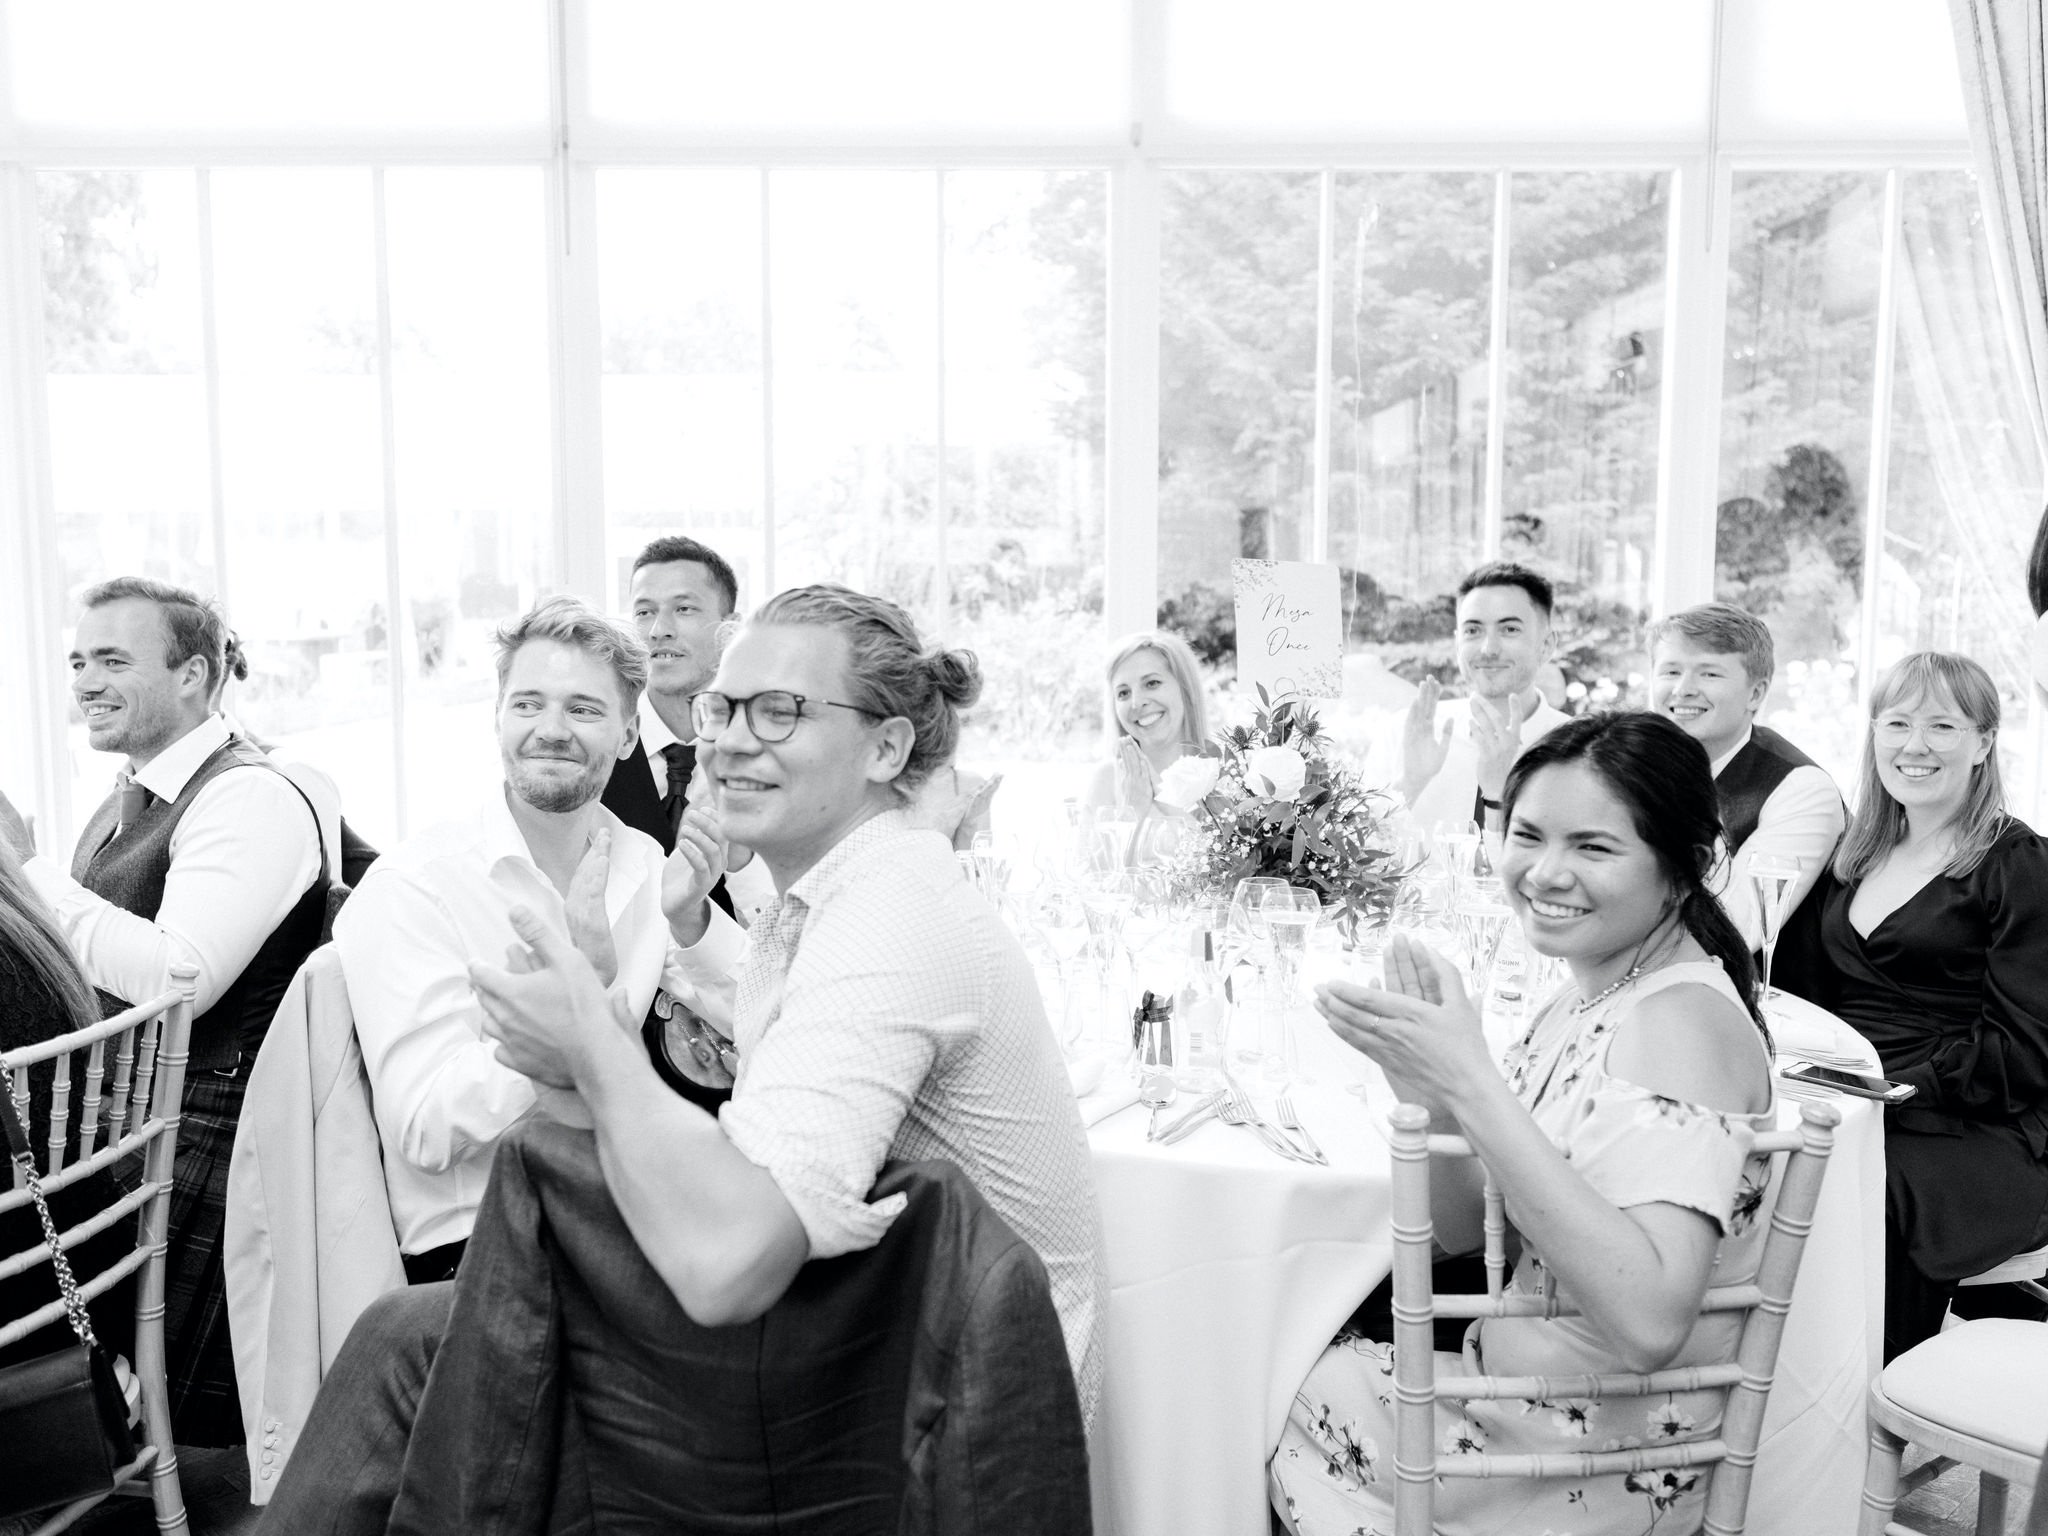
[116,772,150,834]
[661,742,695,843]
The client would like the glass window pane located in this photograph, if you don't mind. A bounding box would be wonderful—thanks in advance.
[768,169,938,601]
[1163,0,1713,140]
[208,168,397,843]
[9,0,547,136]
[1158,169,1320,669]
[1715,171,1885,788]
[1330,171,1493,664]
[941,169,1108,817]
[386,167,553,833]
[585,0,1128,137]
[38,169,211,837]
[1503,172,1668,688]
[1880,170,2045,789]
[1721,0,1968,142]
[597,168,767,608]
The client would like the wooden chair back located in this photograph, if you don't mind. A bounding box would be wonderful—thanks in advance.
[1388,1098,1840,1536]
[0,963,197,1536]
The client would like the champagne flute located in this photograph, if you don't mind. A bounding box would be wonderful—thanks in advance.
[1750,852,1805,1001]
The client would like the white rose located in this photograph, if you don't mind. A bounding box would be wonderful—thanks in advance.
[1154,754,1221,812]
[1245,744,1308,801]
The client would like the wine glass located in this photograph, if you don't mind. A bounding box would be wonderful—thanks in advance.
[1031,883,1092,1055]
[1751,852,1805,1001]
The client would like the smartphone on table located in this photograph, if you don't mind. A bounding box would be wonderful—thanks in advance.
[1778,1060,1916,1104]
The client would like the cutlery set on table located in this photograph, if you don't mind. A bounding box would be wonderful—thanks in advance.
[1146,1079,1327,1164]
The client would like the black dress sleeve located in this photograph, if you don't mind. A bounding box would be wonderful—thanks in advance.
[1770,863,1841,1012]
[1890,827,2048,1123]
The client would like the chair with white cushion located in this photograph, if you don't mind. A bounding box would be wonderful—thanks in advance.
[1387,1099,1840,1536]
[1955,1241,2048,1305]
[1857,1317,2048,1536]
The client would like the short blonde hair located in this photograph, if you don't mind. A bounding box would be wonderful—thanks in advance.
[493,597,648,713]
[1106,631,1209,754]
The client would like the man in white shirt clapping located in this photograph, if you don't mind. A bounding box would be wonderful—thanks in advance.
[334,597,743,1284]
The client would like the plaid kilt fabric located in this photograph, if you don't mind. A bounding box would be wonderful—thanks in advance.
[130,1067,248,1446]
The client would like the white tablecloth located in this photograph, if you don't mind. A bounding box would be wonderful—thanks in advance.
[1084,990,1884,1536]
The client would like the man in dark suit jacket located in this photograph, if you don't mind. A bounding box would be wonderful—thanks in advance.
[601,537,750,917]
[601,537,749,1105]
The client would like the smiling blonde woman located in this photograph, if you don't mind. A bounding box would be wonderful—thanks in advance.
[1777,650,2048,1360]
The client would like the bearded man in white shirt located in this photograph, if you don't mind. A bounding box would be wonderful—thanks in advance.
[256,585,1102,1536]
[1648,602,1845,948]
[334,596,743,1285]
[1399,562,1574,835]
[0,576,326,1446]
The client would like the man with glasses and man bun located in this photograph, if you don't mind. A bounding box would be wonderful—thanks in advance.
[259,584,1102,1531]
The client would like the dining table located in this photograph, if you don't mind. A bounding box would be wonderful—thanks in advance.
[1076,977,1886,1536]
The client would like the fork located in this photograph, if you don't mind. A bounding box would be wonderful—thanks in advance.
[1219,1087,1308,1162]
[1274,1094,1328,1165]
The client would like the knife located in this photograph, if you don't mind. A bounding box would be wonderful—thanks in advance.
[1150,1088,1225,1145]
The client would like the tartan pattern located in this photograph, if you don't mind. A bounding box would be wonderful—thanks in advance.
[133,1067,247,1446]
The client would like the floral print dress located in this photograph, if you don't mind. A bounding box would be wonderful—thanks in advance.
[1271,961,1776,1536]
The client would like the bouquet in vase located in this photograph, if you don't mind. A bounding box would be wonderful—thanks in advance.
[1159,688,1408,941]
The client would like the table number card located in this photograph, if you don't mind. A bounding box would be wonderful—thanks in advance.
[1232,558,1343,700]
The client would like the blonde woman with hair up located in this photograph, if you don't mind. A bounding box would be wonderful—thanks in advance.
[1778,651,2048,1361]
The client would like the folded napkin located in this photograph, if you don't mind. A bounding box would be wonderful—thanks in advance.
[1070,1055,1142,1126]
[1768,1001,1875,1069]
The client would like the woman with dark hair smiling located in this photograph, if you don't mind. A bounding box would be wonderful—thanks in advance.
[1271,712,1777,1536]
[1780,651,2048,1359]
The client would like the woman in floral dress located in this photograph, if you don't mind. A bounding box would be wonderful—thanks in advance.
[1272,712,1777,1536]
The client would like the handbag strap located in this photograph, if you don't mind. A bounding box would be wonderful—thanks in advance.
[0,1061,100,1351]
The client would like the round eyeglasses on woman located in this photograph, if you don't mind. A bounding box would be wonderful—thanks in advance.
[689,689,883,744]
[1872,717,1977,751]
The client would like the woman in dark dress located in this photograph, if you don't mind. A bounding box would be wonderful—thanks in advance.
[0,841,134,1369]
[1780,651,2048,1359]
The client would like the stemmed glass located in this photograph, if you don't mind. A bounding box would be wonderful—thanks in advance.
[1030,883,1092,1055]
[1257,887,1321,1084]
[1751,852,1805,1002]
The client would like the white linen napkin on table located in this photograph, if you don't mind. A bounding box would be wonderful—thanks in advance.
[1069,1054,1142,1126]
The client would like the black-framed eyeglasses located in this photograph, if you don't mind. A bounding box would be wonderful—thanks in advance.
[689,689,883,744]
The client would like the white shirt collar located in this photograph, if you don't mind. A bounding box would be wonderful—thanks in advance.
[478,784,644,926]
[131,713,231,802]
[1709,725,1756,779]
[638,694,687,758]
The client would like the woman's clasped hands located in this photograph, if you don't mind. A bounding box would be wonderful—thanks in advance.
[1314,932,1496,1119]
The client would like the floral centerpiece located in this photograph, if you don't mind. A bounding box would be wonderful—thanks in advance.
[1155,688,1408,940]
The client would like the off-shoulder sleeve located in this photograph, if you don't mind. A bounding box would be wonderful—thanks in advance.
[1891,826,2048,1121]
[1553,1086,1760,1236]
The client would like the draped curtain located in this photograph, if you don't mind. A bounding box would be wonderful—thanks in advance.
[1948,0,2048,616]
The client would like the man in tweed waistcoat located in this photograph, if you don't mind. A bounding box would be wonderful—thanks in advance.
[1,576,325,1446]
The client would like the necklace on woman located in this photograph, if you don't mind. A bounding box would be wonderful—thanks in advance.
[1571,962,1646,1015]
[1569,912,1685,1016]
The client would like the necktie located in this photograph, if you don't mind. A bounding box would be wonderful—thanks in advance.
[661,742,695,843]
[116,773,150,835]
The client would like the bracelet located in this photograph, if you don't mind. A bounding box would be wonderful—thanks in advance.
[1478,795,1503,811]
